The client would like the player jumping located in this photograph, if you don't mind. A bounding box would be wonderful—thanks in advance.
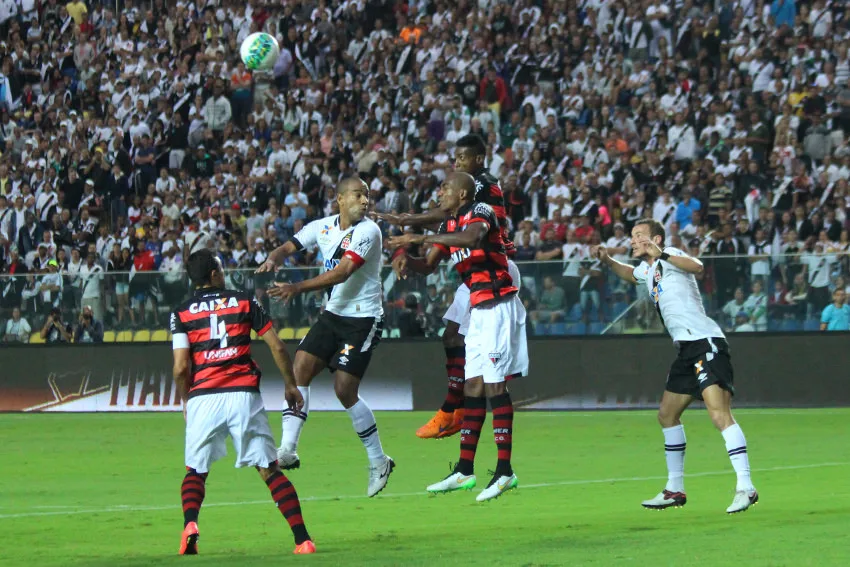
[388,172,528,502]
[593,219,759,514]
[171,249,315,555]
[257,177,395,498]
[376,134,520,439]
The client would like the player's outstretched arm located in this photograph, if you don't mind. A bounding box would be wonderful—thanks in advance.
[403,246,446,276]
[261,330,303,411]
[267,256,360,302]
[637,239,705,275]
[592,246,638,284]
[373,208,449,230]
[256,241,298,273]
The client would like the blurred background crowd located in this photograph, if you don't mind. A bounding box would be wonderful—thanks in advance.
[2,0,850,344]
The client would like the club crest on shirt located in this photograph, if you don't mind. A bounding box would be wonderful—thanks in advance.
[340,232,352,250]
[654,268,663,283]
[489,352,501,365]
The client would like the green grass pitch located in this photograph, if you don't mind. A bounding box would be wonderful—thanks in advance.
[2,409,849,566]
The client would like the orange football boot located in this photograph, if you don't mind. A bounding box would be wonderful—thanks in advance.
[436,408,464,438]
[294,540,316,554]
[415,410,454,438]
[178,522,199,555]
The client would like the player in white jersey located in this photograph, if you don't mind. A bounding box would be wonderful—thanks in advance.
[593,218,758,514]
[257,178,394,498]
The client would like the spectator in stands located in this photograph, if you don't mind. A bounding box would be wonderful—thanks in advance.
[3,307,31,343]
[732,310,756,333]
[744,280,769,332]
[40,306,72,344]
[73,305,103,344]
[397,294,426,338]
[531,276,566,324]
[722,288,749,330]
[820,289,850,331]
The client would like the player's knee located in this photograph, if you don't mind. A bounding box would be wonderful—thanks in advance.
[256,461,281,481]
[464,378,484,397]
[657,407,680,428]
[333,377,359,408]
[484,382,506,398]
[708,409,734,431]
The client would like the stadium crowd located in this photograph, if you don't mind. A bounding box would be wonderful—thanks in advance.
[2,0,850,343]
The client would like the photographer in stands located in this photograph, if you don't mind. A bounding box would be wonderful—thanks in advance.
[40,307,72,344]
[73,305,104,344]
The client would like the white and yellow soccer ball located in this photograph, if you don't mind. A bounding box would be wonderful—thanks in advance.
[239,32,280,70]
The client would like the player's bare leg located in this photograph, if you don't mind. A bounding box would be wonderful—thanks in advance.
[178,467,207,555]
[417,322,465,439]
[702,385,758,513]
[256,462,314,554]
[334,370,395,497]
[278,351,325,469]
[642,390,692,510]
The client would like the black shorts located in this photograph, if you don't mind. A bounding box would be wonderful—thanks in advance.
[666,338,735,401]
[297,311,384,378]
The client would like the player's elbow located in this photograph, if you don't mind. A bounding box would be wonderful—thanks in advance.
[692,262,705,276]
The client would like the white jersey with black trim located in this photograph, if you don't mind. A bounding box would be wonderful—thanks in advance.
[290,214,383,318]
[632,246,724,343]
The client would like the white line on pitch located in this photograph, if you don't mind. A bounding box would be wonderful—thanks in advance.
[0,462,846,521]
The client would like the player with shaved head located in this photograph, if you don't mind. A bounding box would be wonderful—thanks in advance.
[387,171,528,502]
[377,134,521,440]
[257,177,395,498]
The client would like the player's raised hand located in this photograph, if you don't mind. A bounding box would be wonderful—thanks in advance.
[372,211,411,226]
[255,259,276,273]
[392,253,409,280]
[591,245,609,263]
[284,384,304,412]
[267,282,299,303]
[635,238,663,259]
[386,233,424,249]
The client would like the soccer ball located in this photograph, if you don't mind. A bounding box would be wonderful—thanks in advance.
[240,32,280,71]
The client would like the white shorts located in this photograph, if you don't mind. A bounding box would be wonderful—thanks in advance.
[185,391,277,474]
[443,260,521,336]
[465,294,529,384]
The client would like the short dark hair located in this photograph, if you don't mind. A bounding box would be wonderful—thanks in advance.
[186,249,220,287]
[634,218,666,243]
[456,134,486,157]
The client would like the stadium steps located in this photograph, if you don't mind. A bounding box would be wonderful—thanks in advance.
[115,330,133,342]
[134,330,151,342]
[103,331,116,343]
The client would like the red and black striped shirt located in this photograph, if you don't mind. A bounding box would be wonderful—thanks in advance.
[434,202,518,308]
[473,171,515,256]
[171,289,273,398]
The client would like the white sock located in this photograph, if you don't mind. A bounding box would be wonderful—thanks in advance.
[662,424,686,493]
[280,386,310,452]
[721,423,754,491]
[346,398,385,464]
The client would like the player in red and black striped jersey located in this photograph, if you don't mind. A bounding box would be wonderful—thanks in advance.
[171,249,315,555]
[387,172,527,501]
[375,134,519,439]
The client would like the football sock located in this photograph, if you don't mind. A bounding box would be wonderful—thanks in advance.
[181,469,208,526]
[721,423,754,491]
[280,386,310,452]
[456,396,486,475]
[347,398,385,463]
[490,393,514,477]
[265,470,310,545]
[662,424,687,493]
[440,345,466,413]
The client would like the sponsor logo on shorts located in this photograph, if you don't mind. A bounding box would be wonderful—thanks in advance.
[489,352,501,365]
[697,372,708,384]
[340,344,353,355]
[205,346,239,361]
[694,360,704,374]
[338,355,349,366]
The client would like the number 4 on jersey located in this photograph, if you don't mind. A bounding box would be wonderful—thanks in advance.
[209,314,229,348]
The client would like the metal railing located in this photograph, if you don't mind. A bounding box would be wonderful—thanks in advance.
[1,250,848,343]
